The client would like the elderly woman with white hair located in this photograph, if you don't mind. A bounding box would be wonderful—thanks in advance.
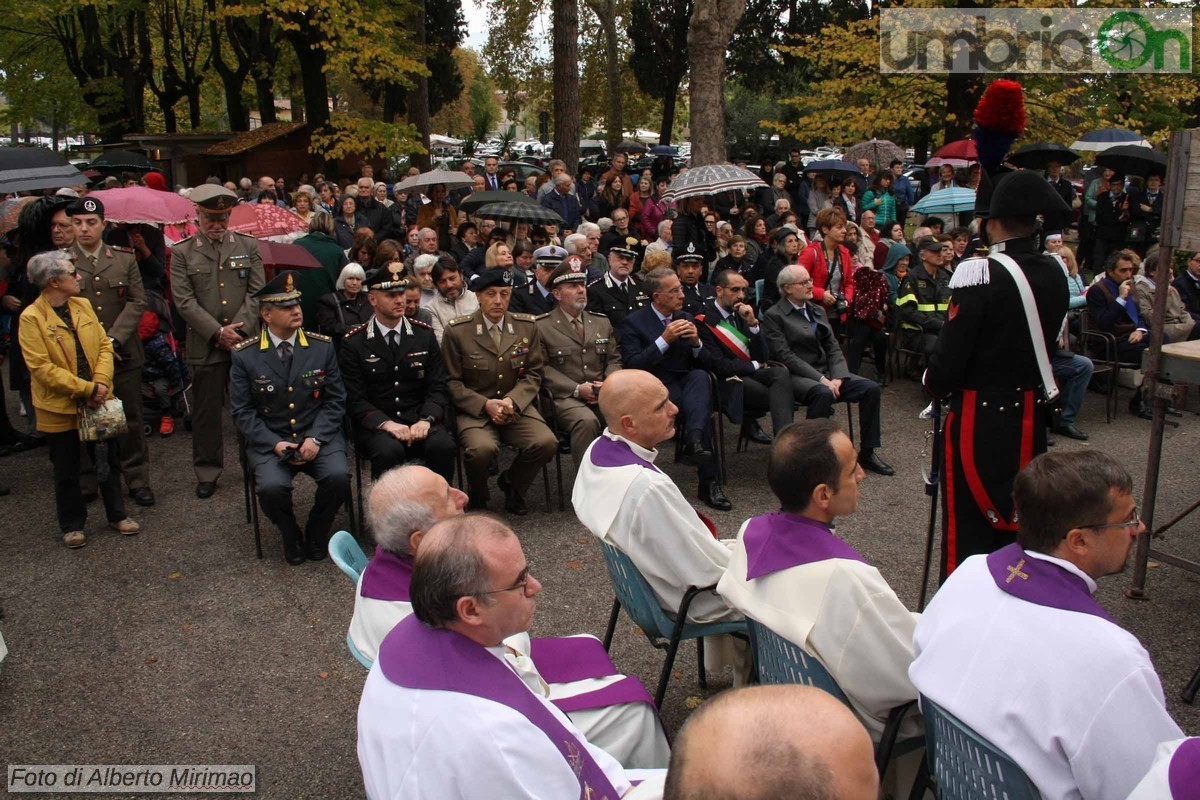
[316,262,372,342]
[19,250,139,548]
[411,253,440,308]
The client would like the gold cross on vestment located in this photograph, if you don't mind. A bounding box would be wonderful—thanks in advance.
[1006,558,1030,583]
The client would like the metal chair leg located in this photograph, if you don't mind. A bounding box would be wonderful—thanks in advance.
[542,462,552,512]
[696,636,707,689]
[655,629,685,709]
[1183,661,1200,704]
[249,471,262,560]
[554,450,565,511]
[602,597,621,651]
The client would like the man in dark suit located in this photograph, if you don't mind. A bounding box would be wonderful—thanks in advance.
[761,264,893,477]
[1172,251,1200,320]
[675,244,716,314]
[539,174,582,233]
[229,272,350,565]
[509,245,563,316]
[1044,160,1076,209]
[618,267,730,510]
[1129,172,1164,256]
[586,243,650,327]
[697,269,793,444]
[338,264,455,482]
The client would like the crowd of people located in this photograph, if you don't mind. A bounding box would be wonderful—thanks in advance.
[1,130,1195,798]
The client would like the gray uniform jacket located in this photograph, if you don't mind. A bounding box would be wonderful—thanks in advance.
[71,242,146,368]
[535,306,622,401]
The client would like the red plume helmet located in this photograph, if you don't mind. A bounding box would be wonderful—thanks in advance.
[972,79,1026,172]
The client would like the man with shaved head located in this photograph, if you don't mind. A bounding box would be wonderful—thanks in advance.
[574,369,750,681]
[349,465,669,769]
[660,685,879,800]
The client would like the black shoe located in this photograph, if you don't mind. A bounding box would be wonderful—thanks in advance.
[1136,407,1154,420]
[0,484,10,496]
[698,480,733,512]
[557,433,572,455]
[283,540,306,566]
[741,421,772,445]
[682,432,713,466]
[81,491,99,504]
[130,487,156,506]
[195,481,217,499]
[498,471,528,516]
[859,450,895,476]
[305,538,329,562]
[1052,423,1089,441]
[1046,435,1057,448]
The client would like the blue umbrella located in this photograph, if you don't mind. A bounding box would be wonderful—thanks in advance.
[1071,128,1151,152]
[911,187,976,215]
[805,159,859,177]
[649,145,677,157]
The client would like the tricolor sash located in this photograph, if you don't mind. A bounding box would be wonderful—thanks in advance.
[359,547,414,601]
[379,617,621,800]
[744,511,866,581]
[986,543,1113,623]
[697,314,751,361]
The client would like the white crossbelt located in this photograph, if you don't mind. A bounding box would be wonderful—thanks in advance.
[990,252,1060,402]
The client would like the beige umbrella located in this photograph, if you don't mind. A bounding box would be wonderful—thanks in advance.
[843,139,906,172]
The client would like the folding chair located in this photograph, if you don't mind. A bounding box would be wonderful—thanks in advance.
[1078,308,1141,424]
[917,694,1039,800]
[328,529,369,583]
[889,317,929,381]
[747,619,921,777]
[596,539,747,708]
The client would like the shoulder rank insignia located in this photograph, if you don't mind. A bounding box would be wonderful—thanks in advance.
[511,312,537,322]
[171,235,193,247]
[305,331,332,343]
[110,245,134,254]
[448,315,474,326]
[533,312,550,320]
[345,323,369,337]
[233,337,257,351]
[585,310,609,319]
[409,317,433,330]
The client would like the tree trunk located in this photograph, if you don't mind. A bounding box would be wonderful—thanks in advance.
[407,0,432,171]
[551,0,581,172]
[943,73,982,142]
[659,78,681,146]
[687,0,745,165]
[286,30,330,132]
[188,89,202,129]
[255,76,278,124]
[586,0,622,154]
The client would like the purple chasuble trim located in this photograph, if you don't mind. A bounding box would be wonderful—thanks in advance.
[986,543,1114,623]
[1169,738,1200,798]
[744,511,867,581]
[379,616,621,800]
[588,435,661,472]
[359,546,414,601]
[530,637,655,711]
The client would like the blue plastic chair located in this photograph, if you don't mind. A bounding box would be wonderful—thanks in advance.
[920,694,1039,800]
[747,619,920,777]
[346,632,373,669]
[597,539,747,708]
[754,277,765,315]
[328,530,369,583]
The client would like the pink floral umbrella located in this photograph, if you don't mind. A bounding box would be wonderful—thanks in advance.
[87,187,196,225]
[228,203,307,239]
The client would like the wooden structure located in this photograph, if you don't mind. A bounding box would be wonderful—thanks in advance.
[202,123,383,183]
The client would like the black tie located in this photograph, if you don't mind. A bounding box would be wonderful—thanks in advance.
[278,341,293,373]
[389,329,402,354]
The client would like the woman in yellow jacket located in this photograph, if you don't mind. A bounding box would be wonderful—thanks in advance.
[19,250,139,548]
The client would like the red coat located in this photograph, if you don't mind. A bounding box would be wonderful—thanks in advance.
[797,240,856,320]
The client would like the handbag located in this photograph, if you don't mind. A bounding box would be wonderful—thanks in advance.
[78,397,128,442]
[1126,222,1149,243]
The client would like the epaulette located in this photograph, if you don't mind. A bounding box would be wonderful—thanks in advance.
[306,331,332,342]
[511,312,537,322]
[171,236,193,247]
[948,257,992,290]
[233,337,257,351]
[233,230,257,239]
[448,315,474,326]
[345,323,369,338]
[533,312,550,321]
[585,310,609,319]
[409,317,433,330]
[109,245,134,253]
[586,277,603,287]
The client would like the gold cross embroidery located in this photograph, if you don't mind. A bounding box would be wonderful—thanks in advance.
[1006,558,1030,583]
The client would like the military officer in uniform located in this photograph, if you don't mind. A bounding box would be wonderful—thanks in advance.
[441,268,557,515]
[535,254,622,468]
[171,184,266,498]
[67,197,154,506]
[675,242,716,315]
[339,263,455,481]
[508,245,564,316]
[585,240,649,327]
[925,170,1071,578]
[230,273,350,565]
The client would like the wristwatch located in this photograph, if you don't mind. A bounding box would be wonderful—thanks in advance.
[310,437,324,447]
[419,415,436,424]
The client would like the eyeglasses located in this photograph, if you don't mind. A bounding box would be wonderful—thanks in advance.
[1079,509,1142,532]
[705,219,717,226]
[479,564,535,597]
[784,278,814,287]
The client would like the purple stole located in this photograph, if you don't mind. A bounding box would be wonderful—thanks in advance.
[1169,738,1200,798]
[744,511,867,581]
[360,546,654,712]
[986,543,1114,623]
[588,433,662,472]
[379,617,621,800]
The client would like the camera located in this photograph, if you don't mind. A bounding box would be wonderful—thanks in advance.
[834,293,849,315]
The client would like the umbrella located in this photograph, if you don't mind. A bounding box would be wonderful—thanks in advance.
[0,196,37,234]
[615,140,648,155]
[475,201,564,226]
[458,190,537,214]
[804,159,860,178]
[843,139,905,170]
[662,164,766,201]
[1095,144,1168,178]
[932,139,978,162]
[228,203,308,239]
[86,186,196,225]
[257,240,323,273]
[1007,142,1079,170]
[0,147,87,194]
[649,145,678,157]
[925,156,973,169]
[911,187,976,215]
[89,150,155,172]
[394,168,474,193]
[1071,128,1151,152]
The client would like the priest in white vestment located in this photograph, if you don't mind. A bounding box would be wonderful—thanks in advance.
[910,451,1183,800]
[358,515,664,799]
[573,370,750,680]
[349,465,669,770]
[717,420,921,742]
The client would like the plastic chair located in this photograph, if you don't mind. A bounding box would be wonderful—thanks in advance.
[346,631,373,669]
[754,278,766,316]
[329,530,369,583]
[597,539,747,708]
[747,619,919,776]
[919,694,1039,800]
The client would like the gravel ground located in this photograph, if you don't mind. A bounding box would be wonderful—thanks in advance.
[1,377,1198,799]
